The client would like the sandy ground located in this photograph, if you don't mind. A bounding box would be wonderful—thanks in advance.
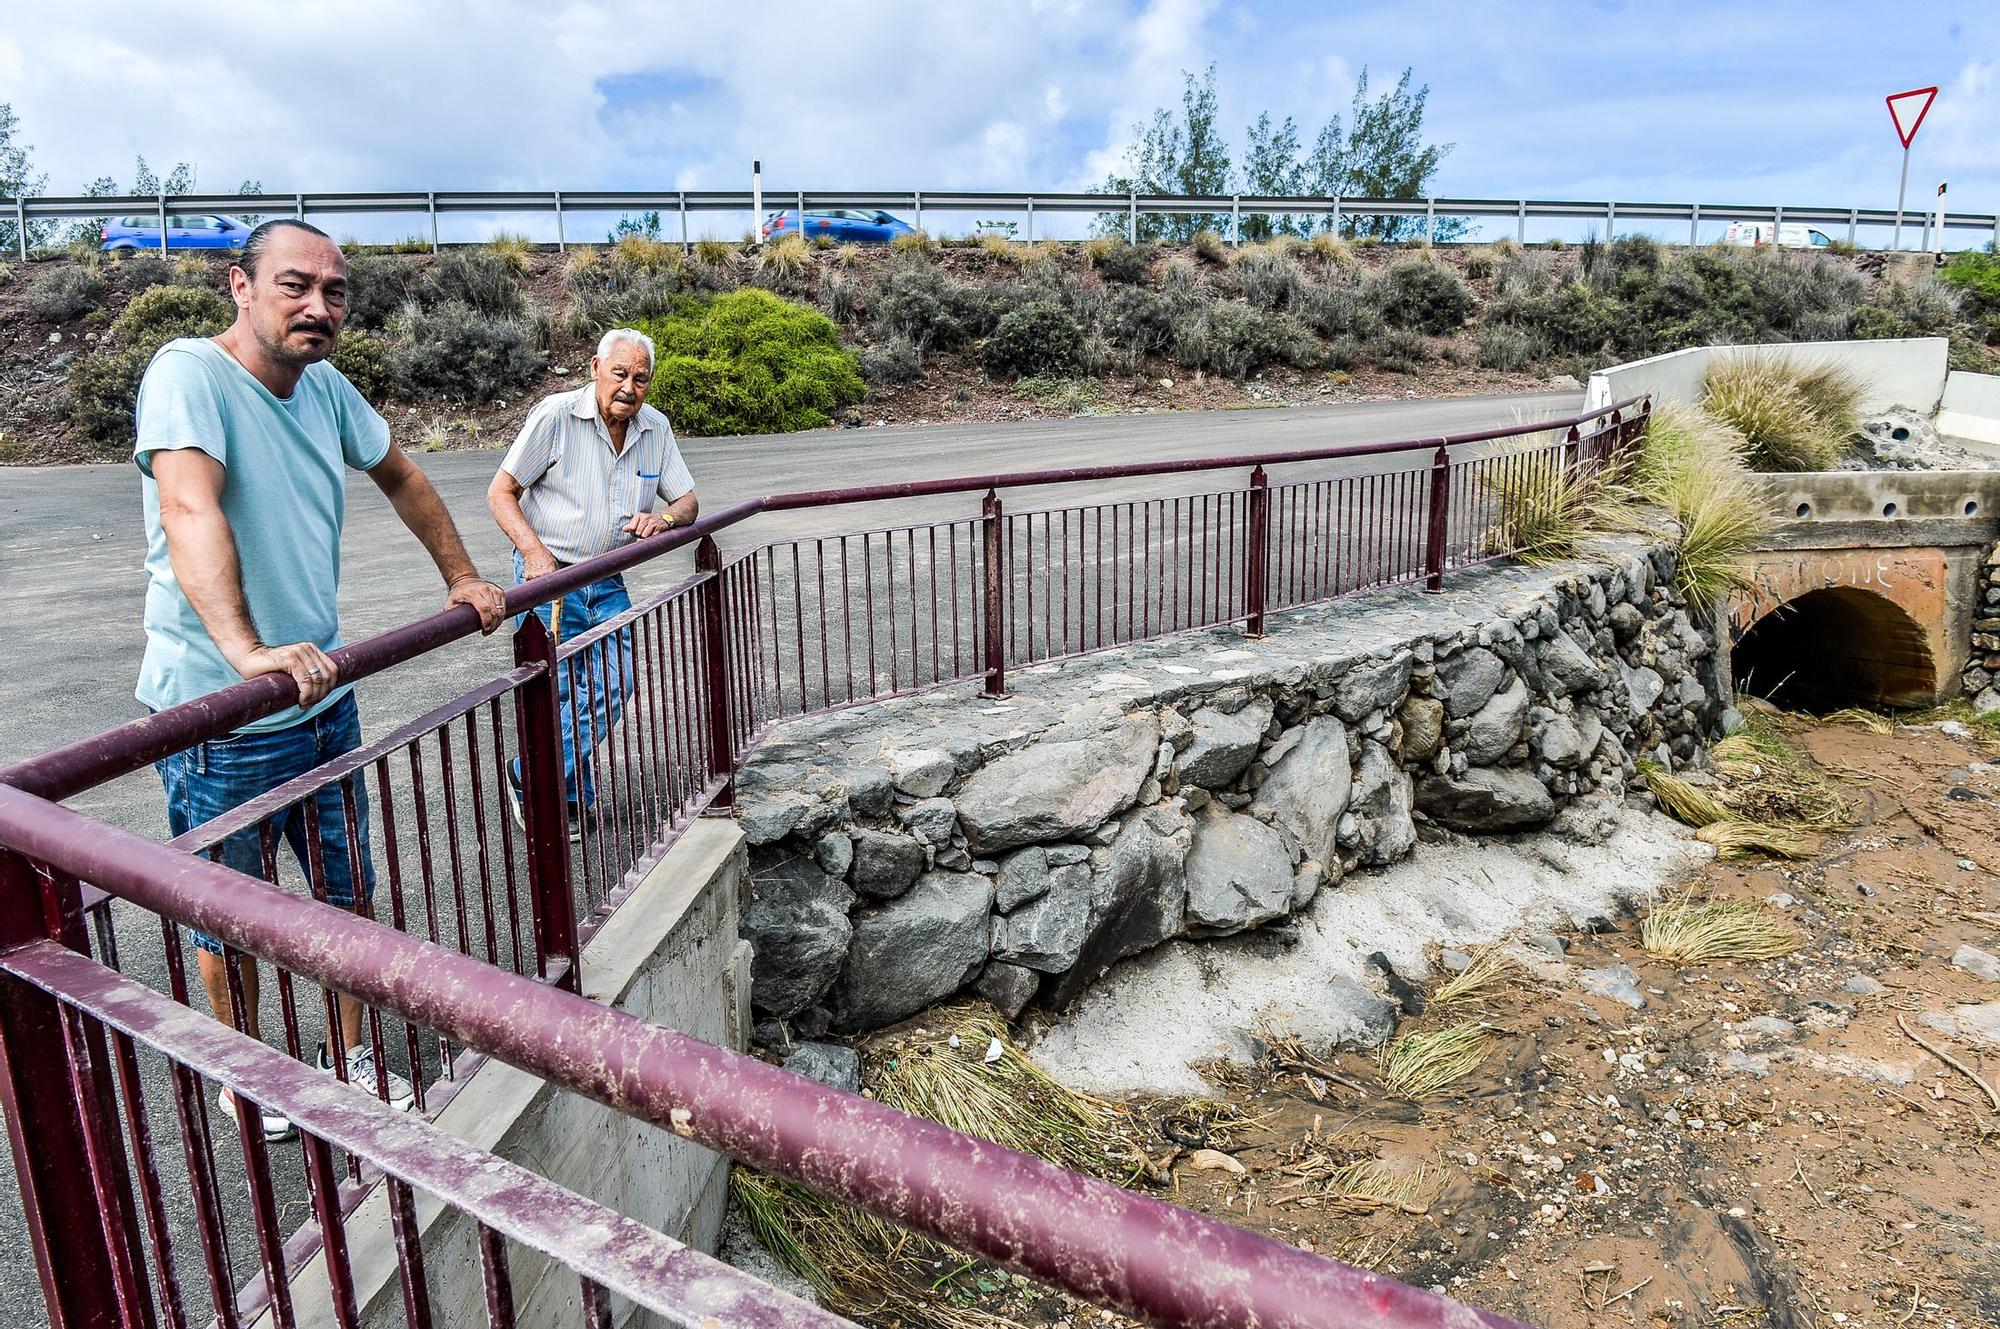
[1018,713,2000,1329]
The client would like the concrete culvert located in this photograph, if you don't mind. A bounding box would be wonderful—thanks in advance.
[1730,587,1937,712]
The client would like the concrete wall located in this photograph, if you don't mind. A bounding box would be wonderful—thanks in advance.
[1937,370,2000,450]
[1586,338,1952,417]
[278,820,753,1329]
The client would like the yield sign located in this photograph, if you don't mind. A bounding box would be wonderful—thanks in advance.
[1886,86,1938,148]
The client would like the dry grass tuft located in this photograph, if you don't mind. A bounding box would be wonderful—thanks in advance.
[487,231,534,273]
[1306,231,1352,265]
[1486,447,1626,565]
[1710,708,1851,828]
[692,236,738,266]
[1640,895,1801,962]
[612,232,679,272]
[1694,820,1814,860]
[1379,1023,1490,1099]
[1703,354,1861,472]
[759,233,811,280]
[1825,707,1894,734]
[1641,762,1730,827]
[1431,947,1516,1011]
[890,228,939,258]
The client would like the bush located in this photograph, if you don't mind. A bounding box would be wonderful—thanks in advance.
[982,301,1083,379]
[1232,245,1301,310]
[632,289,863,435]
[29,266,105,320]
[816,269,859,325]
[860,335,922,386]
[1941,249,2000,340]
[1193,230,1227,265]
[693,237,738,266]
[1087,239,1154,284]
[1462,247,1498,280]
[331,330,389,400]
[1488,278,1620,358]
[870,260,995,352]
[613,234,681,272]
[1373,326,1432,373]
[1474,324,1537,371]
[386,301,547,403]
[1487,449,1616,565]
[487,232,534,274]
[68,284,236,448]
[562,244,688,340]
[889,230,937,260]
[344,255,425,330]
[1855,277,1969,342]
[1373,259,1474,333]
[1305,232,1351,266]
[1173,303,1319,377]
[423,250,526,319]
[1633,403,1767,612]
[111,255,174,291]
[1293,279,1384,340]
[758,234,812,283]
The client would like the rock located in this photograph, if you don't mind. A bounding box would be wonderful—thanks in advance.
[1346,741,1415,866]
[1607,602,1644,642]
[814,832,854,879]
[972,962,1041,1020]
[1366,952,1427,1016]
[1550,794,1620,845]
[781,1042,860,1094]
[741,798,806,847]
[845,768,894,818]
[1719,707,1745,736]
[1439,647,1507,718]
[1538,630,1604,695]
[1043,821,1188,1009]
[1290,862,1325,910]
[992,865,1094,972]
[1183,804,1294,936]
[954,714,1160,853]
[1842,975,1886,996]
[1952,945,2000,983]
[1440,948,1473,972]
[1314,979,1400,1050]
[1251,717,1353,864]
[898,797,959,846]
[1619,662,1665,719]
[935,845,971,871]
[849,829,925,899]
[1534,714,1588,768]
[1046,844,1092,866]
[1579,964,1647,1009]
[833,872,994,1031]
[743,857,856,1018]
[1416,769,1557,832]
[1179,699,1272,788]
[945,737,982,774]
[1397,696,1445,761]
[1734,1015,1799,1044]
[1526,933,1567,959]
[1854,407,1957,470]
[1333,655,1412,722]
[884,749,955,798]
[995,846,1052,911]
[1720,1051,1772,1078]
[1460,677,1529,766]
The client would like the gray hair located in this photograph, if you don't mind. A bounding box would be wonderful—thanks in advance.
[596,327,656,368]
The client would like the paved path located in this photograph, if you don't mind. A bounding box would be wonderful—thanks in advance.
[0,389,1576,1324]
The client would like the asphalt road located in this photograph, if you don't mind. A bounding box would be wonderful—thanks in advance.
[0,389,1577,1324]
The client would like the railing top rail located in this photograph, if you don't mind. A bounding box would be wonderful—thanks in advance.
[1,939,851,1329]
[0,784,1532,1329]
[0,396,1642,804]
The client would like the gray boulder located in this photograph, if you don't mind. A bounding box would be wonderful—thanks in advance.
[849,829,924,899]
[741,797,806,847]
[833,872,994,1031]
[1619,662,1665,719]
[743,856,856,1018]
[1043,821,1189,1009]
[994,846,1052,911]
[1178,699,1271,788]
[884,749,955,799]
[1534,715,1589,768]
[1333,655,1412,722]
[781,1042,860,1094]
[1415,768,1557,832]
[1460,677,1528,766]
[1440,647,1507,718]
[1183,805,1294,936]
[992,864,1094,972]
[1539,631,1605,695]
[898,797,959,846]
[954,714,1160,853]
[1251,717,1353,864]
[1397,696,1445,761]
[972,962,1041,1020]
[814,832,854,879]
[1347,742,1416,867]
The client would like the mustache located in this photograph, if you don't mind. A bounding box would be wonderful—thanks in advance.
[289,319,334,338]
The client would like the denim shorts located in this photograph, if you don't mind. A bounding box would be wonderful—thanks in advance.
[155,691,376,955]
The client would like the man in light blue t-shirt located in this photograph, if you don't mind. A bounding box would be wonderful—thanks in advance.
[135,219,506,1140]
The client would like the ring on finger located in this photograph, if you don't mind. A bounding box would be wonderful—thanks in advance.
[307,666,324,679]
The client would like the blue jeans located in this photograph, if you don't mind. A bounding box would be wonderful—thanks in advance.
[513,554,633,809]
[155,692,375,956]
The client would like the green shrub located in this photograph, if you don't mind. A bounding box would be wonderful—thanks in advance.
[1462,247,1498,280]
[632,289,862,436]
[1489,278,1619,358]
[1373,259,1474,333]
[67,284,236,449]
[345,255,425,330]
[1172,303,1318,377]
[331,330,390,400]
[113,284,234,344]
[1103,286,1177,362]
[1192,230,1227,265]
[1293,279,1384,340]
[423,250,526,319]
[1855,277,1969,342]
[869,261,995,352]
[29,266,105,320]
[1233,246,1301,310]
[982,302,1083,379]
[386,301,546,403]
[1633,404,1766,613]
[860,335,922,386]
[1087,239,1153,284]
[1941,249,2000,340]
[1373,326,1432,373]
[1702,355,1857,472]
[112,255,176,291]
[562,245,687,340]
[1474,324,1538,372]
[816,269,859,325]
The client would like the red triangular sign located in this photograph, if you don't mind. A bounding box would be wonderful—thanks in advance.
[1886,86,1937,148]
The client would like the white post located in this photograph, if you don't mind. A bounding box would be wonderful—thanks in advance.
[679,192,689,251]
[428,192,439,253]
[1025,198,1034,244]
[1231,194,1241,246]
[1332,195,1342,237]
[1128,192,1136,243]
[14,196,26,260]
[796,190,805,243]
[157,194,168,256]
[1892,145,1910,252]
[1517,199,1526,245]
[1847,206,1858,250]
[1689,202,1700,247]
[751,159,762,245]
[294,193,304,221]
[553,190,565,252]
[1426,197,1436,246]
[914,190,923,236]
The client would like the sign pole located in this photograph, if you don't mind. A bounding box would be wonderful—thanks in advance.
[1893,146,1909,252]
[1884,86,1937,254]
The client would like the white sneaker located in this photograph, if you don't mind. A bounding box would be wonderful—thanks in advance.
[318,1041,416,1112]
[217,1086,296,1143]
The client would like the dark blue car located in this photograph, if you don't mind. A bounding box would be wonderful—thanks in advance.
[761,209,914,244]
[101,212,253,253]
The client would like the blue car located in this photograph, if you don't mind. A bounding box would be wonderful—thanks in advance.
[101,212,253,253]
[761,209,914,244]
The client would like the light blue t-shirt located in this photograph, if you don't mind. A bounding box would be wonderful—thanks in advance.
[134,337,391,732]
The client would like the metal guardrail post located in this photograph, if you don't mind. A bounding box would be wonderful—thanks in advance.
[796,190,805,241]
[1606,200,1616,237]
[1425,196,1436,245]
[980,489,1006,697]
[156,194,167,256]
[13,196,25,261]
[553,191,565,252]
[679,191,689,251]
[695,537,738,810]
[0,851,148,1328]
[294,193,304,221]
[1332,194,1342,236]
[1516,199,1525,245]
[1026,197,1034,243]
[914,190,923,236]
[427,192,439,253]
[1423,445,1451,593]
[1245,466,1270,634]
[510,615,581,993]
[1849,207,1859,249]
[1231,194,1241,245]
[1689,202,1701,246]
[1127,191,1137,243]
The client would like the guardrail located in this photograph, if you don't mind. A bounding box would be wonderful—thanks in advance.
[0,397,1646,1329]
[6,185,1995,257]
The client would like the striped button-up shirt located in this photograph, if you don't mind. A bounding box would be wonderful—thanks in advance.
[499,386,696,565]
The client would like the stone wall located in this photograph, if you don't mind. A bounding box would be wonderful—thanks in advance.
[736,537,1723,1039]
[1965,538,2000,713]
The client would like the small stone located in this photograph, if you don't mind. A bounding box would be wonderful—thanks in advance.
[1952,945,2000,982]
[1579,964,1646,1009]
[781,1042,860,1095]
[1440,948,1474,973]
[814,832,854,879]
[849,829,924,899]
[885,749,955,799]
[1842,975,1886,996]
[1046,844,1092,866]
[1766,892,1797,910]
[995,846,1052,911]
[972,961,1041,1020]
[899,797,959,846]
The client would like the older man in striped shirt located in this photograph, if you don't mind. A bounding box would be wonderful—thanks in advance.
[489,327,698,835]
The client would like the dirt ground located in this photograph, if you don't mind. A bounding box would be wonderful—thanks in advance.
[1098,714,2000,1329]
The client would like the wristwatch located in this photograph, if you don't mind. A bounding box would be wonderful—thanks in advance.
[662,513,677,529]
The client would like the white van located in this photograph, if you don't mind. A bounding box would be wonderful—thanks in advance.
[1721,222,1836,249]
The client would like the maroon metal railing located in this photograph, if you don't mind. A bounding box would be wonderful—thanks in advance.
[0,395,1645,1329]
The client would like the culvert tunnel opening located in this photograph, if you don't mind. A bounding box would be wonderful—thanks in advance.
[1731,587,1938,712]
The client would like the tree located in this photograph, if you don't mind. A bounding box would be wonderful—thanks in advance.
[0,103,53,255]
[609,211,663,242]
[1308,68,1462,243]
[1094,65,1232,241]
[1241,111,1304,240]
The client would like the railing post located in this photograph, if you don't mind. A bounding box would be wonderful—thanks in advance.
[1423,445,1451,593]
[156,194,167,257]
[1516,199,1525,245]
[511,615,581,993]
[1690,202,1701,247]
[427,192,439,254]
[1127,192,1137,243]
[14,195,27,261]
[695,537,738,809]
[980,489,1006,697]
[553,190,566,253]
[1603,408,1623,470]
[1563,424,1582,477]
[0,851,145,1329]
[1245,466,1270,635]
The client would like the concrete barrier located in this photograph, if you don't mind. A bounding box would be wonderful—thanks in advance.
[1587,338,1951,417]
[1937,369,2000,451]
[276,819,753,1329]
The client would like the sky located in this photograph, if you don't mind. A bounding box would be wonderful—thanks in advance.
[1,1,1994,244]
